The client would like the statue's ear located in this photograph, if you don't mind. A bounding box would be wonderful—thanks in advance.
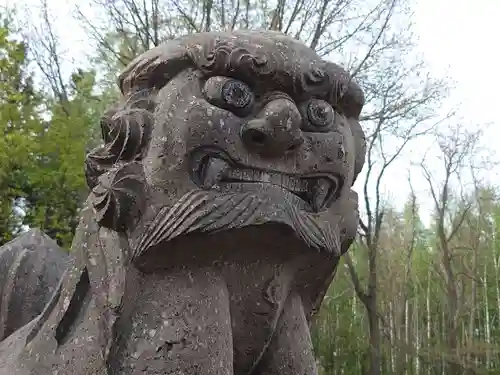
[118,39,194,95]
[322,64,366,185]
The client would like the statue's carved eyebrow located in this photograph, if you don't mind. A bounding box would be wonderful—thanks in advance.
[120,38,364,119]
[203,62,363,120]
[198,61,346,107]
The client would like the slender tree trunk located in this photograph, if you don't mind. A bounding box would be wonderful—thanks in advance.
[335,302,340,375]
[467,239,478,375]
[483,261,490,369]
[367,295,381,375]
[415,292,421,375]
[405,299,410,374]
[441,307,446,375]
[389,300,396,374]
[426,268,432,375]
[493,251,500,369]
[446,284,462,374]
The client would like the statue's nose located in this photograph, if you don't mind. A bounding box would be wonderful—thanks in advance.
[241,98,303,156]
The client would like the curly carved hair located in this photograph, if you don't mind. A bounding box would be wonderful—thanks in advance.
[83,90,154,231]
[84,89,155,190]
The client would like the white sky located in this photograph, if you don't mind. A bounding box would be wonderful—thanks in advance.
[2,0,499,222]
[393,0,500,214]
[415,0,499,136]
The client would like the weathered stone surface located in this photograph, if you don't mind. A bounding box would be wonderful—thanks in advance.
[0,229,68,341]
[0,30,366,374]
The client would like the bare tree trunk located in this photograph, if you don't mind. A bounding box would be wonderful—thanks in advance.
[367,295,382,375]
[415,293,421,375]
[388,300,395,373]
[466,208,479,375]
[439,229,462,374]
[421,127,483,375]
[483,263,491,369]
[426,269,431,375]
[467,258,477,373]
[493,250,500,369]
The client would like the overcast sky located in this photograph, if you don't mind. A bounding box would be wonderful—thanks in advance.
[415,0,498,129]
[2,0,499,220]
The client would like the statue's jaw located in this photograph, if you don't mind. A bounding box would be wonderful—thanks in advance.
[189,146,341,213]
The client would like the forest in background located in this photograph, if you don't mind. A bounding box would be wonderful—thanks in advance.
[1,0,499,374]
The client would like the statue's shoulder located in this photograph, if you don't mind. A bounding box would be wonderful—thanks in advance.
[0,229,69,342]
[0,317,37,375]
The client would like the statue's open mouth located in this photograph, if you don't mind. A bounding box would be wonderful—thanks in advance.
[190,147,341,213]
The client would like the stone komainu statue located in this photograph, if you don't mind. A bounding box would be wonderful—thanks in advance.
[0,30,366,374]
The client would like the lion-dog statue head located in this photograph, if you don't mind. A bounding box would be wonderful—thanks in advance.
[0,31,366,375]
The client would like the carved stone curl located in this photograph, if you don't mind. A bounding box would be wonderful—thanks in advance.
[83,89,152,232]
[0,30,367,375]
[85,91,153,190]
[91,162,147,231]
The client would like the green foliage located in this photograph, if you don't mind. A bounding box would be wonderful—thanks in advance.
[0,20,40,244]
[313,192,500,374]
[0,19,111,248]
[19,68,114,247]
[313,254,370,374]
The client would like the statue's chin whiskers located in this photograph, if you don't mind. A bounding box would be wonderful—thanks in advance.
[133,189,341,261]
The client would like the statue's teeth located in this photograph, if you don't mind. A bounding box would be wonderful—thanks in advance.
[311,178,330,212]
[248,170,260,181]
[219,167,311,195]
[270,173,282,186]
[260,172,271,182]
[202,158,229,188]
[298,179,309,192]
[291,177,307,192]
[231,169,243,179]
[243,170,258,181]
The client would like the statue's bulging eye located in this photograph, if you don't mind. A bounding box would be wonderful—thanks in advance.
[222,80,253,108]
[301,99,335,132]
[203,76,254,115]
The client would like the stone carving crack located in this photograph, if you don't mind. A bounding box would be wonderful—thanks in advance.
[55,267,91,347]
